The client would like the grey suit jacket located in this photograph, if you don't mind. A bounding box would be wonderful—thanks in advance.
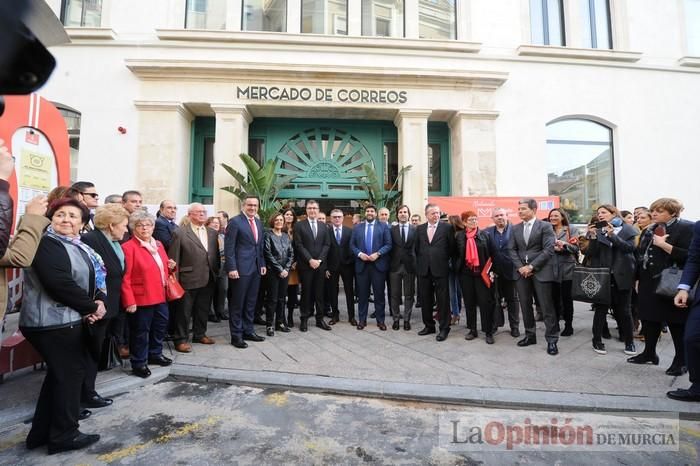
[507,219,556,282]
[168,225,220,290]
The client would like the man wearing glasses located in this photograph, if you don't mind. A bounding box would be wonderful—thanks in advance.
[70,181,99,232]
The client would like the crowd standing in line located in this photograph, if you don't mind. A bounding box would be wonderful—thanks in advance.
[1,137,699,454]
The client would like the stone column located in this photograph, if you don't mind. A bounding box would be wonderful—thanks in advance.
[448,110,499,196]
[347,0,361,36]
[133,101,193,204]
[229,0,243,31]
[394,110,431,215]
[404,0,419,39]
[211,104,252,215]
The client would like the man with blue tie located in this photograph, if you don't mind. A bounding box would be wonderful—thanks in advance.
[153,200,178,251]
[351,205,392,330]
[225,195,267,348]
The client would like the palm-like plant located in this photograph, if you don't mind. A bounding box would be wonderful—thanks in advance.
[221,153,294,223]
[355,163,412,216]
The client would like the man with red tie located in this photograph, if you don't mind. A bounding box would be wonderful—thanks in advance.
[225,195,267,348]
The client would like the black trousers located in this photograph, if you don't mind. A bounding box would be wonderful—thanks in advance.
[419,274,450,332]
[300,268,326,322]
[390,265,415,323]
[329,265,355,321]
[287,284,299,320]
[23,325,87,445]
[552,280,574,327]
[174,279,214,344]
[684,303,700,392]
[82,318,110,400]
[496,277,520,330]
[212,271,228,318]
[460,272,494,334]
[266,274,289,327]
[592,280,633,345]
[515,277,559,343]
[641,320,686,366]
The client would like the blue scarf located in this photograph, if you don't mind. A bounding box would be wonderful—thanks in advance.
[47,226,107,294]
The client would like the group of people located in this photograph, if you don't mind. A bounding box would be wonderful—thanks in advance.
[2,147,699,454]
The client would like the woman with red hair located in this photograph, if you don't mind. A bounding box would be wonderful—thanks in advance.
[456,211,496,344]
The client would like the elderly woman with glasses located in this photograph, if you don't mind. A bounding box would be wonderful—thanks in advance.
[121,210,176,378]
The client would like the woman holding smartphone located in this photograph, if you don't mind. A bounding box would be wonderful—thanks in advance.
[585,204,638,356]
[628,198,693,375]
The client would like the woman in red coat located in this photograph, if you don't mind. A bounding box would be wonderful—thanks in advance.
[121,210,176,378]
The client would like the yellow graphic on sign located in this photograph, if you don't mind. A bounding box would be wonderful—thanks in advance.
[20,148,52,190]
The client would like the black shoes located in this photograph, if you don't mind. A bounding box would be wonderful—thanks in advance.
[266,326,275,337]
[666,365,688,376]
[624,343,637,355]
[627,353,660,365]
[276,323,291,333]
[48,432,100,455]
[231,338,248,349]
[253,316,267,326]
[436,328,450,342]
[208,315,221,323]
[316,320,332,331]
[667,389,700,402]
[357,321,367,330]
[78,409,91,421]
[602,329,612,340]
[299,319,308,332]
[243,333,265,342]
[417,327,436,336]
[592,341,607,354]
[82,394,113,409]
[560,326,574,337]
[547,342,559,355]
[517,336,537,347]
[132,366,151,378]
[392,321,400,330]
[510,328,520,338]
[349,318,358,327]
[404,321,411,331]
[465,331,478,341]
[485,334,495,345]
[148,355,173,366]
[370,312,376,318]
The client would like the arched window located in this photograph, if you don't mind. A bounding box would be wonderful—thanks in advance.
[546,119,614,223]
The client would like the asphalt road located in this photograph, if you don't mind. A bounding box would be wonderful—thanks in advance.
[1,378,698,465]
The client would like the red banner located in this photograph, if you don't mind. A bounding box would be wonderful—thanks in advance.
[428,196,560,229]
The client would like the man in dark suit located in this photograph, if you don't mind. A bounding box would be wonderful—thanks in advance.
[225,195,267,348]
[484,207,521,337]
[669,220,700,401]
[507,198,559,355]
[294,200,332,332]
[169,203,220,353]
[390,205,417,331]
[415,203,456,341]
[153,199,178,251]
[351,205,392,330]
[326,208,356,326]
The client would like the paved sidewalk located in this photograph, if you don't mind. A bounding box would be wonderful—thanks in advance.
[2,300,699,431]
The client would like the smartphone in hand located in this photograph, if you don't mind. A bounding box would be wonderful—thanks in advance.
[595,221,608,229]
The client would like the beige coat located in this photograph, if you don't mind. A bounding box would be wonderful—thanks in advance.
[0,214,50,322]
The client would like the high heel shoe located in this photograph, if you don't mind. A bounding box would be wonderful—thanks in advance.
[451,315,460,325]
[626,353,659,365]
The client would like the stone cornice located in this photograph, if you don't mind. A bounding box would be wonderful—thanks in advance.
[133,101,193,120]
[393,110,433,127]
[679,56,700,67]
[125,59,508,91]
[517,44,642,63]
[448,110,500,128]
[64,27,116,40]
[155,29,482,55]
[210,104,253,124]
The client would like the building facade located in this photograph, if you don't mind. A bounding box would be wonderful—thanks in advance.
[40,0,700,219]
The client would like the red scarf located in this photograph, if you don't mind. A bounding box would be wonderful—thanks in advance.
[465,228,480,272]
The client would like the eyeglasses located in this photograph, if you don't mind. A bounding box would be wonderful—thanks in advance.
[134,223,153,229]
[331,215,343,219]
[81,192,99,199]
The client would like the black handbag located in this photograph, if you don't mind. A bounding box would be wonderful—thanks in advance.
[572,266,611,305]
[655,265,696,301]
[98,335,123,371]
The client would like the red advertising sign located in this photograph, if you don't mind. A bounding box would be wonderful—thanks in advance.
[428,196,560,229]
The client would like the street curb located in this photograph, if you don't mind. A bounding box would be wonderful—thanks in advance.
[170,363,700,419]
[0,367,169,431]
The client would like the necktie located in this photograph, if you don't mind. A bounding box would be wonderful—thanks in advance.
[335,227,341,244]
[524,222,531,244]
[401,224,407,243]
[428,223,436,243]
[198,226,208,251]
[311,220,317,239]
[365,222,373,253]
[249,217,258,243]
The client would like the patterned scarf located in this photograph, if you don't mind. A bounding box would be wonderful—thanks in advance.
[47,226,107,294]
[465,228,480,272]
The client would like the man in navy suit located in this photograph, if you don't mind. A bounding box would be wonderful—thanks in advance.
[669,220,700,401]
[351,205,392,330]
[225,195,267,348]
[153,199,178,251]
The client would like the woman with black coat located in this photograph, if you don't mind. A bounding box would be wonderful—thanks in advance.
[456,211,496,344]
[628,198,694,375]
[264,212,294,336]
[80,204,129,408]
[548,208,579,336]
[585,204,638,356]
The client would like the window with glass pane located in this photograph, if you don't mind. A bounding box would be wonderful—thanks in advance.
[242,0,287,32]
[383,142,398,190]
[248,138,266,167]
[61,0,102,27]
[581,0,612,49]
[185,0,226,30]
[529,0,565,46]
[202,137,215,189]
[428,143,442,192]
[302,0,348,35]
[362,0,404,37]
[546,119,614,224]
[57,106,81,182]
[686,0,700,56]
[419,0,456,40]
